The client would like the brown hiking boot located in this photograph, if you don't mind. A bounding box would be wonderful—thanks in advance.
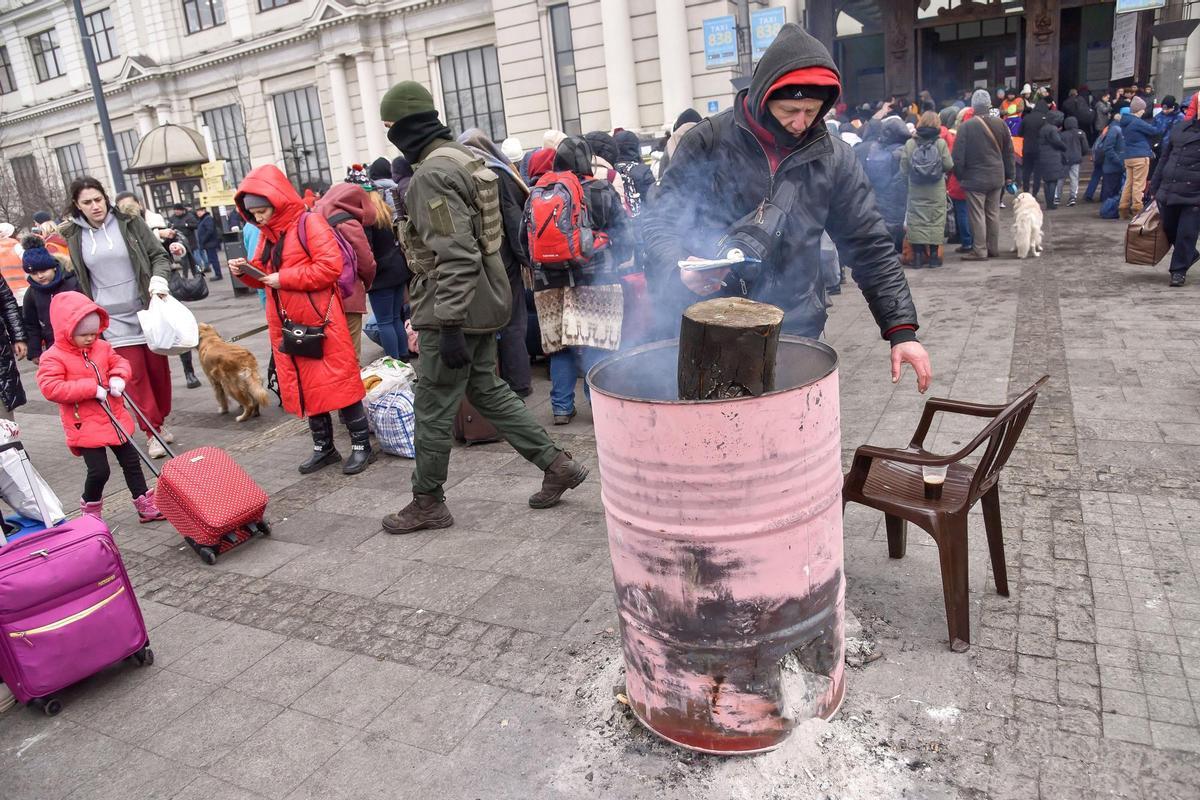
[529,452,589,509]
[382,494,454,535]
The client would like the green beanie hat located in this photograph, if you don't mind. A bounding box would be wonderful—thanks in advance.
[380,81,436,123]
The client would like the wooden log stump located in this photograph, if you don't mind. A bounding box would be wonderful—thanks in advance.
[677,298,784,401]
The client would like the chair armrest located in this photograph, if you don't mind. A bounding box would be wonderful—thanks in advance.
[909,396,1007,449]
[853,445,961,468]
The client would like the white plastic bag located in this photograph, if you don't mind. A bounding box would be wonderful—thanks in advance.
[360,356,415,400]
[137,294,199,355]
[0,446,65,526]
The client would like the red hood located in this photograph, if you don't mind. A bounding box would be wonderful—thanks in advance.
[50,291,109,351]
[314,183,377,227]
[234,165,305,241]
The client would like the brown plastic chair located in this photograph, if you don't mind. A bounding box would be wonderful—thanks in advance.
[842,376,1049,652]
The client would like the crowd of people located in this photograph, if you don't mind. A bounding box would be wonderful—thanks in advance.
[819,80,1199,282]
[6,20,1199,533]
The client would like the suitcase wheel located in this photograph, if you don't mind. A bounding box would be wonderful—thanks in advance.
[184,536,219,565]
[134,646,155,667]
[30,696,62,717]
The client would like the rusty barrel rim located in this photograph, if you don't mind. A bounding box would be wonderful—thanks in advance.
[586,335,839,405]
[627,676,848,756]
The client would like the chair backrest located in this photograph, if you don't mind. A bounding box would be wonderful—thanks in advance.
[967,376,1049,501]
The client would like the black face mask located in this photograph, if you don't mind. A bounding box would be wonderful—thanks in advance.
[386,111,455,163]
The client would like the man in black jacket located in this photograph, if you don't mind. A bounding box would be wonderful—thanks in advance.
[642,23,931,392]
[1021,99,1050,193]
[1150,114,1200,287]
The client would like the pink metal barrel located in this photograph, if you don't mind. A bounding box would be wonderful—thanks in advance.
[588,337,844,754]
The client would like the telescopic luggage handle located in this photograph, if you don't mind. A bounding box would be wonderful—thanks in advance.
[98,395,164,478]
[113,390,177,460]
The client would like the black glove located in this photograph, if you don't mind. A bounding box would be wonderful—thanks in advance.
[439,327,471,370]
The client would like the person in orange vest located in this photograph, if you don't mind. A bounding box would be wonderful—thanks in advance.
[0,223,28,302]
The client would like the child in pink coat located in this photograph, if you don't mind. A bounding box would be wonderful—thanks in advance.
[36,291,163,522]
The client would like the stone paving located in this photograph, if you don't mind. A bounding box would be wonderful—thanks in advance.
[1,202,1199,798]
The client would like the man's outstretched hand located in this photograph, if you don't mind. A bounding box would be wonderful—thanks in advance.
[891,341,932,393]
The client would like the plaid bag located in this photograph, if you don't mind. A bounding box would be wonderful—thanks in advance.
[366,386,416,458]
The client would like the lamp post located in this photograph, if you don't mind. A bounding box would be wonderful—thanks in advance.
[70,0,125,192]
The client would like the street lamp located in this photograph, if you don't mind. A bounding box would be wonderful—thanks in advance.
[69,0,125,192]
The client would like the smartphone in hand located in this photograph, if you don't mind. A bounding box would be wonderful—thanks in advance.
[241,262,268,281]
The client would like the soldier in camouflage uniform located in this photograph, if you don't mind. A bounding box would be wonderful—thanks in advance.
[378,82,588,534]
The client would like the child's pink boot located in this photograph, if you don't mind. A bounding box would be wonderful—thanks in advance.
[134,491,165,523]
[80,498,104,519]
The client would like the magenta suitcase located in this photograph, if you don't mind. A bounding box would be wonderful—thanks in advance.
[0,516,152,715]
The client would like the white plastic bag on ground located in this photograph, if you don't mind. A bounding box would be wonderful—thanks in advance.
[360,356,415,401]
[138,294,199,355]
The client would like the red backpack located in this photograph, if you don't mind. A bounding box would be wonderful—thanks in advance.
[526,171,608,270]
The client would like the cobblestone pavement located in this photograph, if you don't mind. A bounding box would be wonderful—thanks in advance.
[2,203,1199,799]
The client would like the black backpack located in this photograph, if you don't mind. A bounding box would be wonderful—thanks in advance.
[615,163,643,217]
[909,139,945,184]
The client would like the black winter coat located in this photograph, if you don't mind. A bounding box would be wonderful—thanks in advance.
[23,271,80,361]
[1151,118,1200,207]
[1062,95,1094,132]
[614,130,656,208]
[196,213,220,249]
[363,222,409,292]
[1062,117,1087,166]
[496,170,530,283]
[0,276,26,412]
[168,211,198,249]
[1036,114,1068,181]
[1022,101,1050,155]
[644,23,918,340]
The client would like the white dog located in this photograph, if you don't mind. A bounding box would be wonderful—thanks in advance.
[1011,192,1044,259]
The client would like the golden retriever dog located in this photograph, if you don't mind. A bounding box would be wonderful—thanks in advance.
[1011,192,1044,259]
[197,323,269,422]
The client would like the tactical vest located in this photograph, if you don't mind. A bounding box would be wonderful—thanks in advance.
[401,145,503,277]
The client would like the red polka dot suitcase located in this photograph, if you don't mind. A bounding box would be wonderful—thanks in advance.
[153,446,270,563]
[102,395,270,565]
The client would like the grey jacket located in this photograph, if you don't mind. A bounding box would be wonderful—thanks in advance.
[60,209,172,305]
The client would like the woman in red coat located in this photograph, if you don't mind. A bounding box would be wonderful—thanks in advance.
[230,165,374,475]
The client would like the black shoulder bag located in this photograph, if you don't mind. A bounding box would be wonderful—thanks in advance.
[272,288,335,359]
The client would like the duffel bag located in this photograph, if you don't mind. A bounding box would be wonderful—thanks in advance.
[367,386,416,458]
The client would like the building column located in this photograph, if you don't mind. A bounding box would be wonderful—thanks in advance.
[154,103,171,125]
[324,55,358,172]
[655,0,692,126]
[1024,0,1060,89]
[134,108,156,136]
[807,0,836,56]
[599,0,641,130]
[354,49,389,160]
[883,0,917,99]
[1153,0,1200,101]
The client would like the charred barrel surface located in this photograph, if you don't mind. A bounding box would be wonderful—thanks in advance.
[677,298,784,401]
[589,338,844,754]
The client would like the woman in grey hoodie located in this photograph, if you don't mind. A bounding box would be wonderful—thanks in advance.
[59,176,175,458]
